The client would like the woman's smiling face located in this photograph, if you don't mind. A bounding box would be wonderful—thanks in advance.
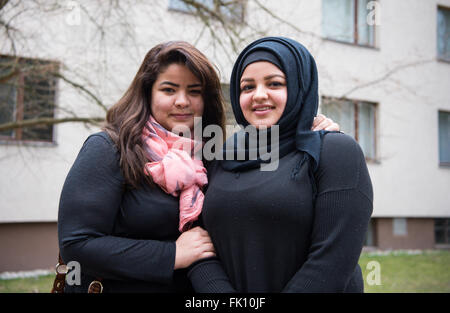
[151,63,204,134]
[239,61,287,128]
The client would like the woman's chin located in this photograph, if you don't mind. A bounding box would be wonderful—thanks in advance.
[247,119,277,129]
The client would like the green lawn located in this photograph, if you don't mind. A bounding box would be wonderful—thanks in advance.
[359,250,450,293]
[0,273,55,293]
[1,250,449,293]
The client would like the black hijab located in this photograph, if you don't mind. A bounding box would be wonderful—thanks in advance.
[221,37,337,180]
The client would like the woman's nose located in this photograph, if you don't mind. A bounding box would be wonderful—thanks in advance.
[252,84,268,102]
[175,91,190,108]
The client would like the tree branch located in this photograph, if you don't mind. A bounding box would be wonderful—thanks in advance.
[339,59,435,99]
[54,72,108,113]
[182,0,244,53]
[253,0,321,39]
[0,0,10,11]
[0,116,105,132]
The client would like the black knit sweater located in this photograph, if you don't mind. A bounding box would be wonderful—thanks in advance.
[58,132,193,292]
[188,132,373,292]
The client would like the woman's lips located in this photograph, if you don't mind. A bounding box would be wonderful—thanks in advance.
[171,113,193,120]
[252,106,274,116]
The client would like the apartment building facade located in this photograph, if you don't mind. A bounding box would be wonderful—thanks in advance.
[0,0,449,272]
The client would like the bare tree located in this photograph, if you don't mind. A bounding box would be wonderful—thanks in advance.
[0,0,434,139]
[0,0,116,139]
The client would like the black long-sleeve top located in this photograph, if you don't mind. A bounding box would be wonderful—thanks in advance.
[188,132,373,292]
[58,132,193,292]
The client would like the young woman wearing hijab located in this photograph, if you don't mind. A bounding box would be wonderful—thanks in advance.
[57,40,339,293]
[188,37,373,293]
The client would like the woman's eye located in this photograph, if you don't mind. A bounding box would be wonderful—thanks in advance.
[269,81,284,87]
[162,88,175,93]
[241,84,254,92]
[190,89,202,95]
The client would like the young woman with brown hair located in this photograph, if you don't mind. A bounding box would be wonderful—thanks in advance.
[58,41,224,292]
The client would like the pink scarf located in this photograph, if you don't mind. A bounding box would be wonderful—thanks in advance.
[142,116,207,232]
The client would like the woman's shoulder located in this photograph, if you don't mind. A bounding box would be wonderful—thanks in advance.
[78,131,120,165]
[316,132,367,191]
[84,131,114,146]
[65,131,124,186]
[81,131,117,152]
[320,132,364,163]
[322,131,359,148]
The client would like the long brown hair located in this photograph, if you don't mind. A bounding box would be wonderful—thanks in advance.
[104,41,225,188]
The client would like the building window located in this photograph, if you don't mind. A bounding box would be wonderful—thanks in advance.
[437,6,450,61]
[0,55,58,142]
[393,218,407,236]
[322,0,376,47]
[168,0,245,23]
[435,218,450,244]
[439,111,450,166]
[321,96,377,160]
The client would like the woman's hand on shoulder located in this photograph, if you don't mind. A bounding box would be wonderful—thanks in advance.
[174,226,216,270]
[311,114,340,131]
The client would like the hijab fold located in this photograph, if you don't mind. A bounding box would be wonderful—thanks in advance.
[222,37,338,178]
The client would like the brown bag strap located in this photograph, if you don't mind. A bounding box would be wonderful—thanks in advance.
[51,253,103,293]
[88,280,104,293]
[51,254,66,293]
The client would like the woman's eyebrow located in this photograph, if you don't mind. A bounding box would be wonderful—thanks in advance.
[240,74,285,83]
[159,81,201,88]
[264,74,285,80]
[160,81,178,87]
[240,77,254,83]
